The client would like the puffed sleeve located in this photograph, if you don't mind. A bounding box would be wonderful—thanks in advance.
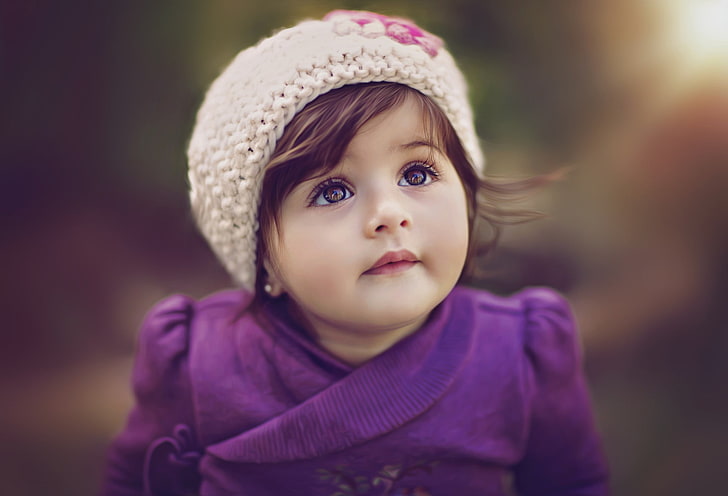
[101,295,202,496]
[513,289,609,496]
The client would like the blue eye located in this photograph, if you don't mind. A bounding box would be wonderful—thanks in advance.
[398,163,438,186]
[311,180,353,205]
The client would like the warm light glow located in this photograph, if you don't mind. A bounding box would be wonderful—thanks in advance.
[622,0,728,130]
[668,0,728,65]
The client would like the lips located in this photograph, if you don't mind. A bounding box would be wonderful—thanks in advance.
[364,249,419,275]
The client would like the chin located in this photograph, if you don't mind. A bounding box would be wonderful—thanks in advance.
[363,301,436,330]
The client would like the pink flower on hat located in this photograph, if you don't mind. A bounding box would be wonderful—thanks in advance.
[325,10,443,57]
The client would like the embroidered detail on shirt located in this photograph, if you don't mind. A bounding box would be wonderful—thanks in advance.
[317,460,439,495]
[143,424,201,496]
[324,10,443,57]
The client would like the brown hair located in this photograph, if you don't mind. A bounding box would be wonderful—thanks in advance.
[249,82,541,312]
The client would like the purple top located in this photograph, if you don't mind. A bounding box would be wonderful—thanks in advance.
[102,285,609,495]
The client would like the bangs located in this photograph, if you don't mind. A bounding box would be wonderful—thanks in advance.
[263,83,436,202]
[260,83,471,229]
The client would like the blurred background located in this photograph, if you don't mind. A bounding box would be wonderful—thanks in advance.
[1,0,726,494]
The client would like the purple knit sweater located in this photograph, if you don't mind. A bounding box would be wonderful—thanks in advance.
[102,285,609,495]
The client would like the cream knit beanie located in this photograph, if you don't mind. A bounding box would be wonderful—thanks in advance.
[187,10,484,289]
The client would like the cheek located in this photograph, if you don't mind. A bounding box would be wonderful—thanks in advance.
[272,218,356,290]
[432,183,469,233]
[423,184,470,262]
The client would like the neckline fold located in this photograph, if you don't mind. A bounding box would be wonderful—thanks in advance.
[206,290,474,463]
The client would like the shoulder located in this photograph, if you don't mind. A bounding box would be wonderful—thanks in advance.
[450,285,579,381]
[449,285,570,320]
[515,287,580,384]
[132,289,250,395]
[137,289,249,346]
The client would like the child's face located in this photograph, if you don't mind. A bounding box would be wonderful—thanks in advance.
[266,96,469,344]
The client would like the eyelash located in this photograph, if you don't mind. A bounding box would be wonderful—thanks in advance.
[307,161,440,206]
[399,161,440,187]
[308,177,354,206]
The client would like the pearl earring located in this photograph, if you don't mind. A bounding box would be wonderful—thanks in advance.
[264,283,273,295]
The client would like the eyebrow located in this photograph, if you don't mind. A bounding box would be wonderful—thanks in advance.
[342,138,444,161]
[397,139,444,154]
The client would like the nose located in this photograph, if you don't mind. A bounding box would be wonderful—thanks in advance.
[363,191,412,237]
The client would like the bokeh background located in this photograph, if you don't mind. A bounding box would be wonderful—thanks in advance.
[2,0,727,494]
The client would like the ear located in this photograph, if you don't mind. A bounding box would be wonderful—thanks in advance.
[262,258,286,297]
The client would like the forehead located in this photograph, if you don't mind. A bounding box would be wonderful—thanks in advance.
[342,96,432,156]
[305,93,446,180]
[259,84,460,216]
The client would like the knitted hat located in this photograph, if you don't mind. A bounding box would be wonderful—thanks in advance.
[188,10,484,289]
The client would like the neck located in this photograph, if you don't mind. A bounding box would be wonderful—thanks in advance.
[286,301,427,367]
[315,320,424,367]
